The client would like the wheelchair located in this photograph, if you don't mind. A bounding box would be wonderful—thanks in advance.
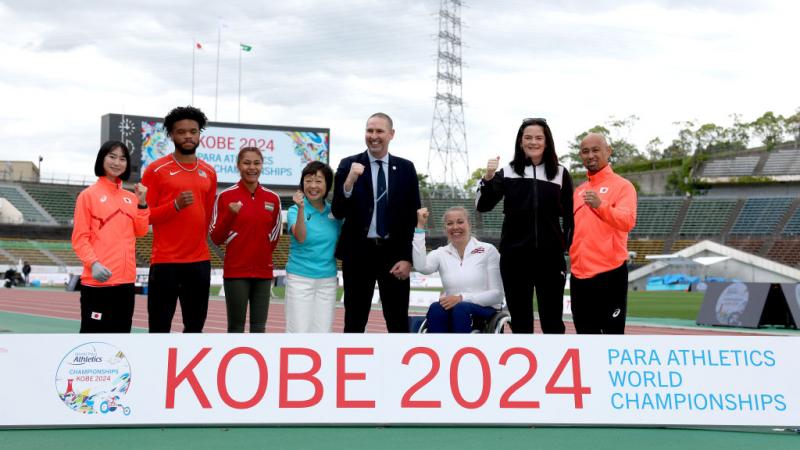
[410,307,512,334]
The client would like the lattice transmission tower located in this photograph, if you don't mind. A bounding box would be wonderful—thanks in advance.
[427,0,469,198]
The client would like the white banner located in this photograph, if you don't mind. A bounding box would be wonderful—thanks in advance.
[0,335,798,427]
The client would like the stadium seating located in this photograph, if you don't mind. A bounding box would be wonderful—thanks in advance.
[33,240,82,266]
[762,149,800,176]
[477,208,503,233]
[699,155,760,177]
[631,197,684,236]
[678,199,736,236]
[427,198,476,231]
[0,239,57,265]
[270,235,291,269]
[766,239,800,267]
[21,182,84,225]
[134,233,153,266]
[726,239,765,255]
[670,240,697,252]
[627,240,665,264]
[729,197,793,235]
[0,185,51,224]
[781,207,800,236]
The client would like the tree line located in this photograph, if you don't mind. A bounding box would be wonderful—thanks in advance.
[567,108,800,169]
[420,107,799,198]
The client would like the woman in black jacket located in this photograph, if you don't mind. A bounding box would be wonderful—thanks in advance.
[475,118,573,334]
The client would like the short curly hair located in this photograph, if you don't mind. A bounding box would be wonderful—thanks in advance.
[164,106,208,135]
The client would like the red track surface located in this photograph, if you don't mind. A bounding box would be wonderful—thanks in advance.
[0,288,773,335]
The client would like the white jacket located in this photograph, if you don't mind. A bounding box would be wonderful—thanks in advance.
[412,233,504,308]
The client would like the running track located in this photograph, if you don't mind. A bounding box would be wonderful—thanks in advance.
[0,288,785,335]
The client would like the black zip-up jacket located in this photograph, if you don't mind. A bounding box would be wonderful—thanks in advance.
[476,163,574,255]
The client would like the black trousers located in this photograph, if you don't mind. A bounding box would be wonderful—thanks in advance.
[147,261,211,333]
[342,240,410,333]
[79,284,135,333]
[500,251,566,334]
[570,262,628,334]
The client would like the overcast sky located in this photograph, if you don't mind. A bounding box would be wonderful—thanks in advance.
[0,0,798,184]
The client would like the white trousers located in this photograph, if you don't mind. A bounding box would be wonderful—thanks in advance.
[285,273,338,333]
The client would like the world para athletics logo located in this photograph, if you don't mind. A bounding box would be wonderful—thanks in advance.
[54,342,132,416]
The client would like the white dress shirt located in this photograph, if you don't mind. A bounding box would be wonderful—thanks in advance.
[343,153,390,238]
[412,233,504,308]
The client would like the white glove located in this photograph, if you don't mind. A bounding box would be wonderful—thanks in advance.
[91,261,112,282]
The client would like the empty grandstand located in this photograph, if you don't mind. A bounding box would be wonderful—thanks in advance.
[678,198,737,236]
[699,155,760,177]
[631,197,684,237]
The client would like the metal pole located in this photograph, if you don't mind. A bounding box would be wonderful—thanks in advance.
[191,39,196,105]
[238,46,242,122]
[214,25,221,120]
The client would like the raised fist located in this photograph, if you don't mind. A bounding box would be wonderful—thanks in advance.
[228,201,243,214]
[293,190,305,207]
[484,156,501,181]
[134,183,148,206]
[416,207,429,229]
[344,162,365,190]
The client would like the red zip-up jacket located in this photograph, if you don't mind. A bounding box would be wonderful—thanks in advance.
[72,177,150,286]
[209,181,282,279]
[570,164,637,279]
[141,154,217,264]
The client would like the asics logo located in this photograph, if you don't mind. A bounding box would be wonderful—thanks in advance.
[612,308,621,318]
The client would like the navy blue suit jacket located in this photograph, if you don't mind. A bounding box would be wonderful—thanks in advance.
[332,150,421,263]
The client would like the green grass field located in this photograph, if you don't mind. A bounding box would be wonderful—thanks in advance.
[522,290,706,321]
[263,287,708,321]
[625,290,706,320]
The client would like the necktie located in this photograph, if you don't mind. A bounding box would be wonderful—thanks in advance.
[376,160,387,237]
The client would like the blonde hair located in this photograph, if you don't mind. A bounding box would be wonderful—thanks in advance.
[442,206,471,226]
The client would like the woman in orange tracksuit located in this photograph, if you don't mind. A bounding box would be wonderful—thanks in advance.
[72,140,149,333]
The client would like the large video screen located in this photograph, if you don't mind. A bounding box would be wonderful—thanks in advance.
[101,114,329,185]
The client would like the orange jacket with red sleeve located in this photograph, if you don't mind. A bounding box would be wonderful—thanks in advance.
[141,155,217,264]
[71,177,150,286]
[569,164,637,279]
[209,181,282,279]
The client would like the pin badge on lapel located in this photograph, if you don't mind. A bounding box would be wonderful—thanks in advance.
[392,166,396,170]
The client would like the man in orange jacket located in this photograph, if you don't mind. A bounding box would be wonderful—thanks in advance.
[569,133,637,334]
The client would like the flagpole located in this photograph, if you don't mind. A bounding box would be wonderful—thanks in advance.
[191,39,196,105]
[214,24,221,120]
[238,45,242,122]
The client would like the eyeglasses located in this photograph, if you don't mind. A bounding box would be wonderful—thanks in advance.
[522,117,547,124]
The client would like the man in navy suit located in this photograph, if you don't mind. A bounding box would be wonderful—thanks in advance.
[332,112,421,333]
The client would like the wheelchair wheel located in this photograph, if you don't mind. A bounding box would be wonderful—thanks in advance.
[409,316,428,333]
[487,311,512,334]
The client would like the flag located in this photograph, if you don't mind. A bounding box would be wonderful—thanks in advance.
[196,42,202,49]
[240,43,252,52]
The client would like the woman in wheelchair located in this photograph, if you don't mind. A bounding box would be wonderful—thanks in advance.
[412,206,503,333]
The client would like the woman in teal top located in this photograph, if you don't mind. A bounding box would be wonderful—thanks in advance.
[285,161,342,332]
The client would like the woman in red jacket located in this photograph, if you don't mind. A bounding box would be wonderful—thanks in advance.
[72,140,149,333]
[210,147,282,333]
